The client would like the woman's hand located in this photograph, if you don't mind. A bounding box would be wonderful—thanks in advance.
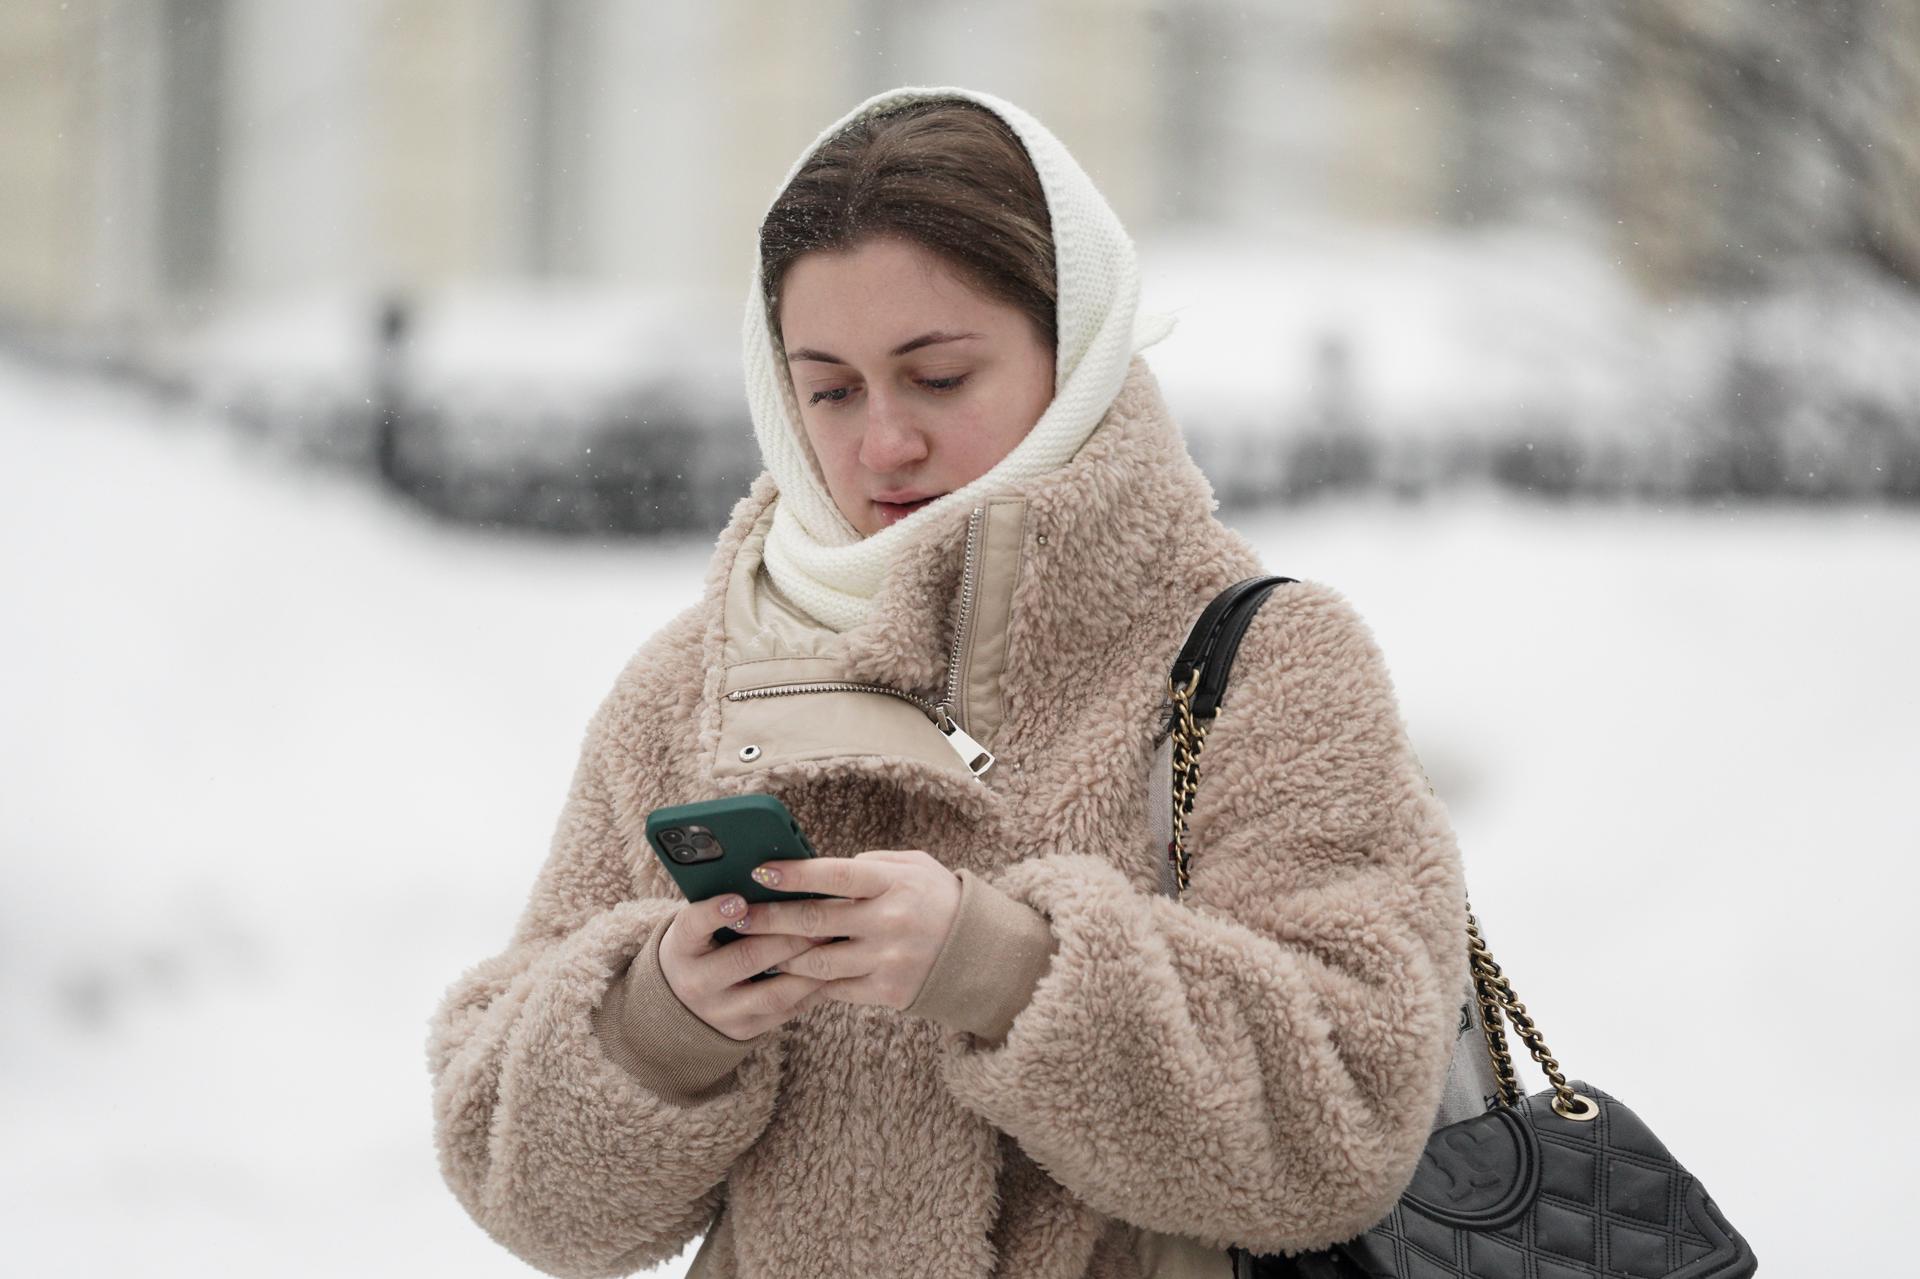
[657,891,835,1043]
[738,849,963,1015]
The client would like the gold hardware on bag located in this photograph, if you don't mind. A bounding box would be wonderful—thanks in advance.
[1164,664,1598,1124]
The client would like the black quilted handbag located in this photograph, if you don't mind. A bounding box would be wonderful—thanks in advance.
[1160,575,1759,1279]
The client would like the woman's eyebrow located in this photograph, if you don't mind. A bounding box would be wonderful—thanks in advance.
[786,330,984,365]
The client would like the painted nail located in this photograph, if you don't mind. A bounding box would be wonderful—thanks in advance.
[752,866,781,887]
[729,912,752,931]
[718,896,743,916]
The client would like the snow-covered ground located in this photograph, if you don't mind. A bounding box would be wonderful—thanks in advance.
[2,348,1912,1275]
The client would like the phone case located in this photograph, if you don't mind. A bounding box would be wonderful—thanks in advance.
[644,794,838,978]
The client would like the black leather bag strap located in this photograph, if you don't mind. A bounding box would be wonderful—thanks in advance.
[1170,575,1299,719]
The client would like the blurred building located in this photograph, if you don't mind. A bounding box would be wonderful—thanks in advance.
[3,0,1917,520]
[4,0,1172,335]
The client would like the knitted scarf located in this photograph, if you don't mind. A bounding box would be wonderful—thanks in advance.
[741,84,1176,633]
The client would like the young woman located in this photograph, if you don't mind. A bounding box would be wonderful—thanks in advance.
[427,86,1471,1279]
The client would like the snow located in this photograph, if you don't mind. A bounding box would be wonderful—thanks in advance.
[1138,223,1920,455]
[401,281,742,413]
[1139,224,1642,439]
[2,348,1911,1274]
[148,283,383,425]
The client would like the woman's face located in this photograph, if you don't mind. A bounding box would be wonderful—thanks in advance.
[777,236,1056,538]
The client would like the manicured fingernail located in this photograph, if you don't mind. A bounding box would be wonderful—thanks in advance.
[729,912,751,931]
[751,866,781,887]
[718,895,743,916]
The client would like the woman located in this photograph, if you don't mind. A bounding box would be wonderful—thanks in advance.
[427,85,1471,1279]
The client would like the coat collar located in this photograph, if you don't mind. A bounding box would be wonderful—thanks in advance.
[684,354,1243,819]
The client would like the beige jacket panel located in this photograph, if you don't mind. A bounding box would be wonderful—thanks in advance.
[957,496,1028,750]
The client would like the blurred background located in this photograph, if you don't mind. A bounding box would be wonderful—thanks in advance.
[2,1,1914,1275]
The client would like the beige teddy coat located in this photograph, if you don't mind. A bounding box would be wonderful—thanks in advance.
[425,355,1472,1278]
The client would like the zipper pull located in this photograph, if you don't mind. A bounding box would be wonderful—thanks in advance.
[935,709,995,777]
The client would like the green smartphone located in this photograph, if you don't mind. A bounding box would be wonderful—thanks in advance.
[644,793,844,981]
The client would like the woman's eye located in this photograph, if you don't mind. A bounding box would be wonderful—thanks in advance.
[806,374,970,408]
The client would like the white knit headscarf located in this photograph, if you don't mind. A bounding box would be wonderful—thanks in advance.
[742,84,1176,633]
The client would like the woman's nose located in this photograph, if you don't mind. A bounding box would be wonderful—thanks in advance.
[858,393,931,471]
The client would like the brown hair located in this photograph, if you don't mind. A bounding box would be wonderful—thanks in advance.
[758,97,1056,354]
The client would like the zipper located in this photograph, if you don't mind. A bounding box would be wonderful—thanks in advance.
[930,504,994,774]
[939,506,984,725]
[724,506,995,777]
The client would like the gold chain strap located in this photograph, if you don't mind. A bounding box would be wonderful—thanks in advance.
[1464,909,1597,1119]
[1167,668,1209,898]
[1165,666,1599,1123]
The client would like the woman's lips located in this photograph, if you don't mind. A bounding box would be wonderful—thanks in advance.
[874,495,941,525]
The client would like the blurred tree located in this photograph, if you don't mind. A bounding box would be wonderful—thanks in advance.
[1614,0,1920,296]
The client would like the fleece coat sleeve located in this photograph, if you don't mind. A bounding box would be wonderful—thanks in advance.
[424,618,782,1279]
[918,582,1471,1257]
[904,865,1061,1045]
